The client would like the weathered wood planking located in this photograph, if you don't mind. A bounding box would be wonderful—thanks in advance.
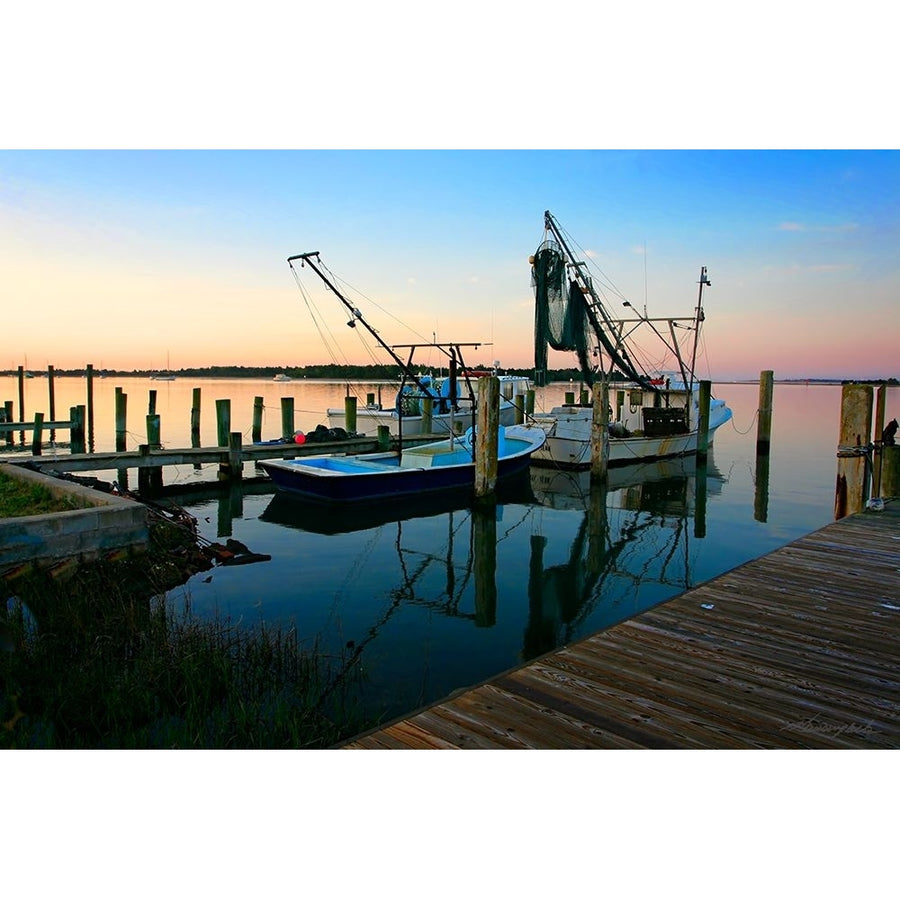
[343,503,900,749]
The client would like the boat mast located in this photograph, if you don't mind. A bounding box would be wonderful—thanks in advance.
[687,266,710,395]
[288,251,435,398]
[542,211,655,390]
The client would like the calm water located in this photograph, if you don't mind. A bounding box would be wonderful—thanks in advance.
[6,376,894,726]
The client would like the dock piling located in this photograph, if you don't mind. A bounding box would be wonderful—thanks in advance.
[252,396,264,443]
[756,370,774,455]
[191,388,202,448]
[834,382,873,519]
[216,399,231,447]
[474,376,500,499]
[280,397,294,441]
[590,380,609,481]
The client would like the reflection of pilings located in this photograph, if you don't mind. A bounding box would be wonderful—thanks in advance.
[753,451,770,524]
[585,479,608,579]
[834,383,873,520]
[695,459,708,537]
[472,502,497,627]
[216,480,244,538]
[525,534,555,658]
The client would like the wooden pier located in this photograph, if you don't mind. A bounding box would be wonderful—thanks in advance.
[343,502,900,749]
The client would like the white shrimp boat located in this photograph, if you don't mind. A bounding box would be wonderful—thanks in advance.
[529,210,732,469]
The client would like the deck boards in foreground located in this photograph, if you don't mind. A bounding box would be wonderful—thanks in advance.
[343,504,900,749]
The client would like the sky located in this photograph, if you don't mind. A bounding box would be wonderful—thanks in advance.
[2,4,897,384]
[2,148,896,381]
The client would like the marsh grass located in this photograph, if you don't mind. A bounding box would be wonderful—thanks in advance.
[0,468,91,517]
[1,524,372,749]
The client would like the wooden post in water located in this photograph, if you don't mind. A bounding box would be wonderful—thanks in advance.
[881,446,900,499]
[115,387,127,452]
[4,400,13,446]
[146,414,163,491]
[421,396,433,434]
[590,381,609,481]
[526,389,535,416]
[514,393,525,425]
[31,412,44,456]
[216,399,231,447]
[377,425,390,451]
[474,376,500,499]
[71,405,86,454]
[280,397,294,441]
[47,365,56,441]
[252,396,264,443]
[564,390,575,406]
[148,388,157,416]
[697,380,711,462]
[756,370,774,455]
[694,460,708,538]
[220,432,242,481]
[146,414,161,448]
[191,388,202,448]
[871,384,887,499]
[85,363,95,450]
[344,396,357,434]
[17,366,25,444]
[834,382,873,520]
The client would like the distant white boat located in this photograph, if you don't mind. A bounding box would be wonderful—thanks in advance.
[273,373,292,382]
[151,352,177,381]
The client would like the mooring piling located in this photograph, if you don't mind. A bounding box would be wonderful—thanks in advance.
[756,369,774,455]
[834,382,874,519]
[474,376,500,499]
[590,380,609,481]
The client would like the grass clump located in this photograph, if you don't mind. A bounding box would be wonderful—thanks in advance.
[0,468,90,518]
[1,525,371,749]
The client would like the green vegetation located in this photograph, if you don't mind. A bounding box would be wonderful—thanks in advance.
[1,523,371,748]
[0,469,90,518]
[1,363,590,382]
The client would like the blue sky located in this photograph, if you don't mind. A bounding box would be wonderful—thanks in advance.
[2,149,897,379]
[2,5,897,381]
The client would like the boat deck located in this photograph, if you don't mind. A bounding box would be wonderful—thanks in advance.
[342,502,900,749]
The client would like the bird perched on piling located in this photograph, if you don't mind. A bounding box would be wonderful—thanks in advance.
[883,418,898,445]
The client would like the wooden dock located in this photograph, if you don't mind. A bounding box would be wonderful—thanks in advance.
[343,502,900,749]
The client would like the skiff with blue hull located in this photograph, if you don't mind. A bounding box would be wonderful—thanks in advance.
[259,423,546,504]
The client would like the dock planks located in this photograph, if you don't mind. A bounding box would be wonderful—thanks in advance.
[343,503,900,749]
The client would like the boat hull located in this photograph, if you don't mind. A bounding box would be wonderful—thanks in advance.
[260,424,545,503]
[531,400,733,469]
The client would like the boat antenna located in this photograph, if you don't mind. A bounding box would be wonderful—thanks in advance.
[687,266,710,394]
[287,251,435,398]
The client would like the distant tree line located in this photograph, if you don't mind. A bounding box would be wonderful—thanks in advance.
[4,365,897,385]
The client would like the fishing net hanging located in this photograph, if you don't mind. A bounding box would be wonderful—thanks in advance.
[532,241,594,386]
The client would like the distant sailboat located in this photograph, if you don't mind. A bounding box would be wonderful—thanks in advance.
[150,351,176,381]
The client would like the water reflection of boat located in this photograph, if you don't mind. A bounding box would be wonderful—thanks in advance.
[260,470,535,535]
[522,452,724,659]
[529,452,724,512]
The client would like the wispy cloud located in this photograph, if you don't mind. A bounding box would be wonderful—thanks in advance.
[777,221,858,233]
